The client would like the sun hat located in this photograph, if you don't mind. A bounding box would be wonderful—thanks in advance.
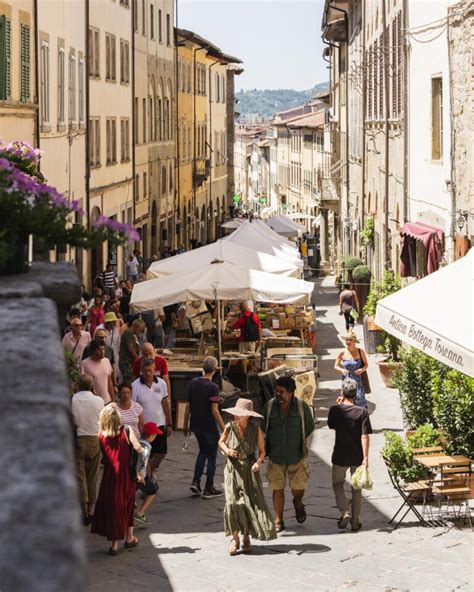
[224,398,263,418]
[344,330,360,343]
[104,311,119,323]
[142,422,164,436]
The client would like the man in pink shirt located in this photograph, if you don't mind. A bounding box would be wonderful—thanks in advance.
[80,339,115,403]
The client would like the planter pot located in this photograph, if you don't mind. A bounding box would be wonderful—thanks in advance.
[377,360,402,388]
[0,233,29,275]
[363,315,386,354]
[367,315,381,331]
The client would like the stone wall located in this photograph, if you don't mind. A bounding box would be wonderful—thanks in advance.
[0,263,85,591]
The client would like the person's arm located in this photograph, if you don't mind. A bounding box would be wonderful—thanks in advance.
[131,358,140,380]
[339,292,344,312]
[211,402,225,433]
[183,403,191,437]
[127,336,139,360]
[327,406,336,430]
[137,411,144,435]
[125,426,144,454]
[334,350,348,375]
[304,402,315,437]
[218,426,239,458]
[362,434,370,468]
[251,427,266,473]
[163,396,173,436]
[108,373,115,402]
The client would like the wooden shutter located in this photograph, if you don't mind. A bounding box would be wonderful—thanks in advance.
[0,16,11,100]
[21,24,30,102]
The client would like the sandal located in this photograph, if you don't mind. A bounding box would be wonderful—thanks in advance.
[274,521,285,533]
[124,536,139,549]
[242,536,252,554]
[108,547,118,556]
[293,500,307,523]
[229,538,240,556]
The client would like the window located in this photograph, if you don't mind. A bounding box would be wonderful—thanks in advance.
[88,28,100,77]
[120,0,130,6]
[431,77,443,160]
[40,41,49,124]
[58,45,65,126]
[106,117,117,164]
[143,172,147,198]
[187,126,191,159]
[142,97,146,142]
[120,39,130,83]
[89,117,100,166]
[157,96,162,140]
[135,174,139,200]
[187,64,191,92]
[105,33,116,81]
[133,0,138,32]
[216,73,220,102]
[20,24,30,102]
[166,13,170,46]
[78,55,84,123]
[222,74,225,103]
[158,9,162,43]
[161,165,167,194]
[68,53,76,124]
[121,118,130,162]
[142,0,146,35]
[150,4,154,39]
[148,96,153,141]
[0,16,11,100]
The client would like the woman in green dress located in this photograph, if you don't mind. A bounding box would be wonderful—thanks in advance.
[218,398,277,555]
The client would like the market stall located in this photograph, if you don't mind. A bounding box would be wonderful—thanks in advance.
[375,249,473,377]
[266,215,304,238]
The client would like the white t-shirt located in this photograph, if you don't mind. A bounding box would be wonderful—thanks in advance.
[62,331,91,364]
[80,357,113,403]
[131,376,168,427]
[71,390,104,436]
[126,257,139,276]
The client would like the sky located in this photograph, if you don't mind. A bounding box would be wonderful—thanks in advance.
[178,0,328,91]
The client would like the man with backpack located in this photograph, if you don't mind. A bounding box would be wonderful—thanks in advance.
[263,376,314,533]
[232,301,262,354]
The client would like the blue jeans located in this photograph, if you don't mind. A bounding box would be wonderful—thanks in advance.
[193,431,219,490]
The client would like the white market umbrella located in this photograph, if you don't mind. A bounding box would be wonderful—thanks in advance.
[252,219,298,248]
[132,260,314,362]
[267,215,304,238]
[221,219,244,229]
[132,260,314,311]
[375,249,474,377]
[147,239,302,279]
[225,221,301,262]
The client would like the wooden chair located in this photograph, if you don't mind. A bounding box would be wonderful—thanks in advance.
[431,462,473,529]
[383,457,435,529]
[411,446,445,456]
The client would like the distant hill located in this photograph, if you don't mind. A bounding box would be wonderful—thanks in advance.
[235,82,329,122]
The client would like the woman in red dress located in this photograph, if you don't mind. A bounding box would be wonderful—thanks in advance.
[88,294,105,337]
[91,404,144,555]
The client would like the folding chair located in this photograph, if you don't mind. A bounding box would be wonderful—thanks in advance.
[432,462,473,529]
[383,457,434,529]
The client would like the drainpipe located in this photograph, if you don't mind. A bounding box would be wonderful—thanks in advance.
[85,0,90,230]
[402,0,409,226]
[208,58,220,239]
[33,0,40,152]
[446,5,457,261]
[382,0,390,270]
[131,0,136,230]
[193,46,207,238]
[174,1,180,246]
[361,0,367,234]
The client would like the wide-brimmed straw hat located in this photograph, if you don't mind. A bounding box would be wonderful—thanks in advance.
[343,330,360,344]
[225,398,263,418]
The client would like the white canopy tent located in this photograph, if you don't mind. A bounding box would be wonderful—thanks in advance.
[267,215,304,238]
[132,260,313,312]
[220,219,244,229]
[287,212,321,227]
[375,249,474,377]
[146,239,301,279]
[224,221,301,263]
[252,219,297,248]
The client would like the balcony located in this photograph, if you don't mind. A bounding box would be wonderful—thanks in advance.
[193,158,210,188]
[322,1,348,43]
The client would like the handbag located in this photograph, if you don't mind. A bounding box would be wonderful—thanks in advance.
[358,349,371,394]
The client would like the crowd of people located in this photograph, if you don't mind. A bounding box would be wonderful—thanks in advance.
[65,254,372,557]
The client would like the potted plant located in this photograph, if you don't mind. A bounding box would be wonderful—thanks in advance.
[342,256,364,284]
[352,264,371,323]
[0,141,139,275]
[376,334,402,388]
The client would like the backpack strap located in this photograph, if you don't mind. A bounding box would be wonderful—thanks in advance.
[296,397,305,441]
[265,397,275,434]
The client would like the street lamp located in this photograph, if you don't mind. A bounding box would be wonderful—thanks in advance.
[456,210,468,232]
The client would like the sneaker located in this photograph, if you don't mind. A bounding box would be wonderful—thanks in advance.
[351,521,362,532]
[134,512,149,525]
[190,480,202,496]
[337,514,351,529]
[202,487,223,499]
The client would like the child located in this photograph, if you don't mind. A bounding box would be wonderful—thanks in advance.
[134,422,163,525]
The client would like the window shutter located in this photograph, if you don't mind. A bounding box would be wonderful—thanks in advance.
[0,16,11,100]
[21,24,30,102]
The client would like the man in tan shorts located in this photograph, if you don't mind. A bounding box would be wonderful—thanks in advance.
[263,376,314,532]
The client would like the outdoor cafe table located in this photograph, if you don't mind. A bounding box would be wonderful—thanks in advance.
[413,454,472,469]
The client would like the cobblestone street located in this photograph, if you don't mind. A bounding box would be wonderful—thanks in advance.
[85,278,473,592]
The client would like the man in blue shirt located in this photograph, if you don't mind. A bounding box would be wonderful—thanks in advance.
[184,356,225,499]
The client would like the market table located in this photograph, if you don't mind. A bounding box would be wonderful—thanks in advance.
[413,454,472,469]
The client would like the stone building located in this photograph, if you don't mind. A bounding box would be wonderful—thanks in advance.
[88,0,134,280]
[0,1,36,146]
[134,0,175,259]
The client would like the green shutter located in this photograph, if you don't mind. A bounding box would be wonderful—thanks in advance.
[21,24,30,102]
[0,16,11,100]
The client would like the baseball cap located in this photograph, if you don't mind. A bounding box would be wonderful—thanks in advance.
[142,422,164,436]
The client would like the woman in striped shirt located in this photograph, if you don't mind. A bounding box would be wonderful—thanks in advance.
[116,383,144,439]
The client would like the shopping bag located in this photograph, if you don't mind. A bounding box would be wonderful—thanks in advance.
[351,465,373,490]
[350,308,358,321]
